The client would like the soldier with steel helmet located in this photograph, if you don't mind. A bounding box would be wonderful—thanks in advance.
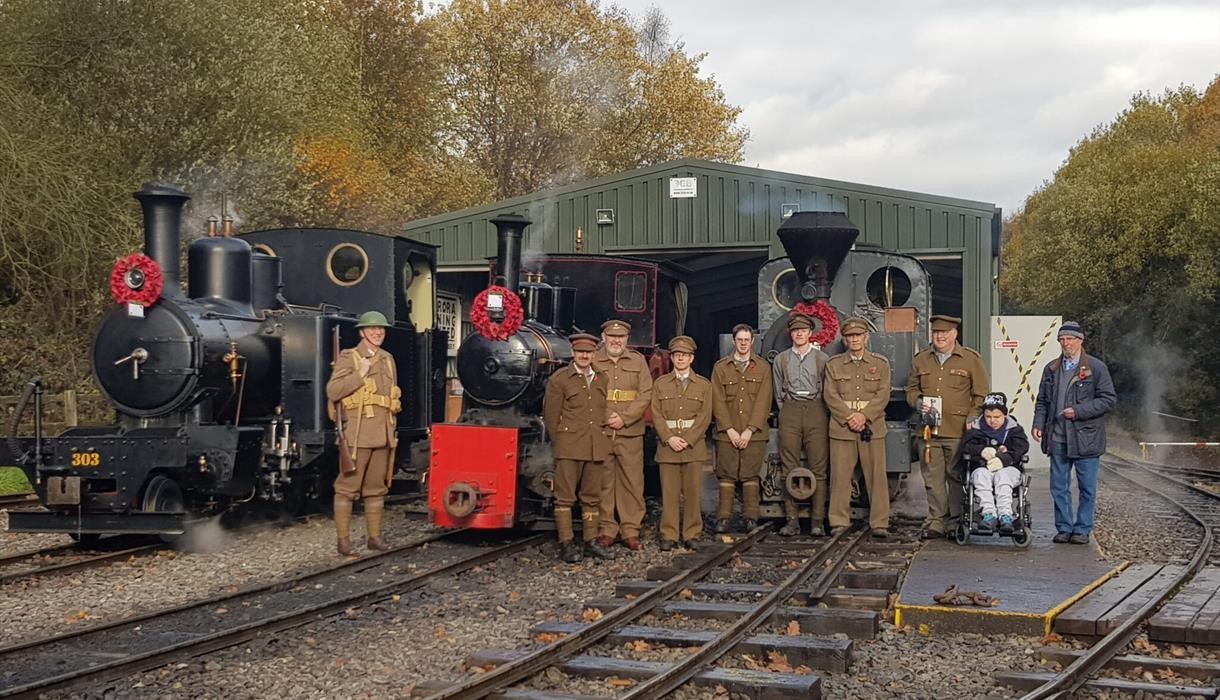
[824,317,892,538]
[771,312,832,536]
[592,319,654,551]
[543,333,617,563]
[652,335,713,551]
[906,314,990,539]
[327,311,403,556]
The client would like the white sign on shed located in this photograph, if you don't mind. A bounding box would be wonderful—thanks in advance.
[669,177,697,198]
[437,292,462,357]
[990,315,1062,470]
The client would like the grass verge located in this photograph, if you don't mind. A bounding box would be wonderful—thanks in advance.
[0,466,32,496]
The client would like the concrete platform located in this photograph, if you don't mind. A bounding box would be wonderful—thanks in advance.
[894,464,1122,636]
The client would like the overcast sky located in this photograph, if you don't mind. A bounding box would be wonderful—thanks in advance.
[610,0,1219,214]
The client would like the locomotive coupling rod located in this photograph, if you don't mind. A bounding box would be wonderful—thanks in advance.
[113,347,149,380]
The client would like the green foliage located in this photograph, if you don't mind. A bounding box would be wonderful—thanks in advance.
[0,467,33,496]
[0,0,745,397]
[1003,78,1220,438]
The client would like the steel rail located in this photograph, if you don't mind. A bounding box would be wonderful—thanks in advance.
[0,541,77,568]
[621,525,868,699]
[1,530,533,699]
[1018,455,1214,700]
[422,525,773,700]
[0,542,163,586]
[0,527,464,656]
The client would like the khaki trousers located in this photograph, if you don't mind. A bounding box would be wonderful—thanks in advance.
[599,436,645,540]
[829,437,890,529]
[554,459,603,541]
[921,436,963,533]
[659,461,704,542]
[333,447,390,498]
[778,400,830,523]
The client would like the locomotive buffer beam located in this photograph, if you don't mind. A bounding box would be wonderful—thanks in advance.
[5,509,187,535]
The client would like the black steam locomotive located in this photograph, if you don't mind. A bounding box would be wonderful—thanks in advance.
[429,210,932,529]
[6,184,445,539]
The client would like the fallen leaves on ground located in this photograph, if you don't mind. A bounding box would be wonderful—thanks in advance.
[677,588,693,600]
[607,677,636,688]
[785,620,801,636]
[534,632,564,643]
[581,607,604,622]
[625,639,652,652]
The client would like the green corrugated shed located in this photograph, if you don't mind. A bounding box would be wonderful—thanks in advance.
[403,158,1001,355]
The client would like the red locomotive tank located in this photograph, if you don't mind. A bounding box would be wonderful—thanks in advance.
[427,424,518,528]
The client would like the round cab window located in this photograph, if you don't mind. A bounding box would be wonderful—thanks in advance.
[771,268,801,310]
[865,266,912,307]
[327,244,369,286]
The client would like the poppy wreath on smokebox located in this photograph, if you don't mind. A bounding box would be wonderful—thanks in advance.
[470,285,525,341]
[792,299,839,347]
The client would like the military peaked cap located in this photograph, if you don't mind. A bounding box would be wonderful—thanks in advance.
[930,315,960,332]
[787,314,814,331]
[601,319,631,336]
[569,333,599,352]
[668,335,697,353]
[840,317,870,336]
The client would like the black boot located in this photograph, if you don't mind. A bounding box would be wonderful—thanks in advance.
[584,537,616,560]
[559,540,583,563]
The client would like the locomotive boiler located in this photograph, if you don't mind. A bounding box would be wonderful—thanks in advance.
[7,183,445,540]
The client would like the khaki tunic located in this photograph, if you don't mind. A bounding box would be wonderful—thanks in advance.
[824,351,891,529]
[905,343,990,533]
[543,364,610,537]
[711,354,773,482]
[652,372,713,542]
[592,347,653,540]
[543,364,611,462]
[327,346,399,498]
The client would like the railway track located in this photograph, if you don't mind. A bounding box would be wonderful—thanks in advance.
[0,529,542,699]
[0,539,164,586]
[1006,453,1217,699]
[416,524,908,698]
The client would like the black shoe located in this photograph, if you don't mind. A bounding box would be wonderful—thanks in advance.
[559,540,583,563]
[871,528,889,539]
[919,529,944,541]
[682,539,700,551]
[585,538,616,560]
[1069,533,1089,545]
[740,519,757,532]
[658,539,677,552]
[998,515,1014,535]
[778,518,800,537]
[1052,532,1071,544]
[713,518,731,534]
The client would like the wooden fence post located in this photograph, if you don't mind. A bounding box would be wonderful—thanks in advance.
[63,390,78,427]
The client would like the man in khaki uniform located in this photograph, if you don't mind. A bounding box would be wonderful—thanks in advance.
[824,317,891,538]
[327,311,402,556]
[772,313,831,536]
[652,336,713,551]
[906,314,990,539]
[593,319,653,551]
[711,323,773,533]
[543,333,616,563]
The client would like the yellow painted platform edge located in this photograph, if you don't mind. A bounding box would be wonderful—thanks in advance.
[894,561,1130,635]
[1041,560,1130,635]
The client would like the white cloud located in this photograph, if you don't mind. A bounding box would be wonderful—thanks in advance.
[611,0,1220,213]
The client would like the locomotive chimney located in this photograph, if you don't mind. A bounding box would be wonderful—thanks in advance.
[490,213,530,294]
[134,183,191,299]
[776,211,860,302]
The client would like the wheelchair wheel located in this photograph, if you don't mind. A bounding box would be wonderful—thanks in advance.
[954,522,970,545]
[1012,527,1033,549]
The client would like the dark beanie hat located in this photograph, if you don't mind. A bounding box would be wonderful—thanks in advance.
[1058,321,1085,340]
[982,392,1009,415]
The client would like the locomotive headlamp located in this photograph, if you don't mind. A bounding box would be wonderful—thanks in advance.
[487,291,505,323]
[125,267,146,290]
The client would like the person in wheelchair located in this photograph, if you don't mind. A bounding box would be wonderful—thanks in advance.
[958,392,1029,534]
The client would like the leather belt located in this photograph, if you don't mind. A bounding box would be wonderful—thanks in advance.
[847,400,869,411]
[665,419,695,429]
[607,389,638,402]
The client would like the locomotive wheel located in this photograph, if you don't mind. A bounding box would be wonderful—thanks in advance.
[143,475,185,543]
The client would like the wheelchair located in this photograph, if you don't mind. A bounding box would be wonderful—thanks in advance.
[953,454,1033,548]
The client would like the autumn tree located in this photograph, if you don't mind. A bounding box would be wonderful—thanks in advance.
[429,0,746,199]
[1002,78,1220,436]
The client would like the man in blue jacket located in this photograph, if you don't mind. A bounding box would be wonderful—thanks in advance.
[1032,322,1117,544]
